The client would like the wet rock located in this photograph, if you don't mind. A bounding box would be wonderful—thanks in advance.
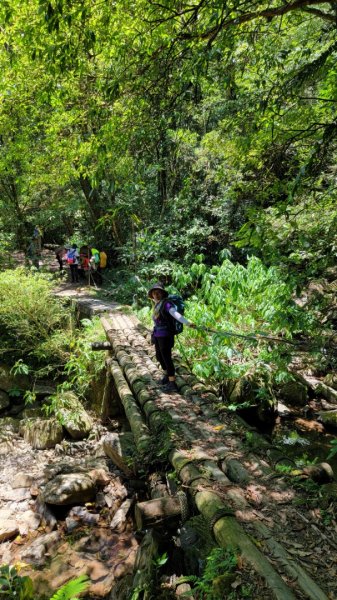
[55,391,93,440]
[42,472,96,505]
[279,381,308,406]
[0,510,19,542]
[19,418,63,449]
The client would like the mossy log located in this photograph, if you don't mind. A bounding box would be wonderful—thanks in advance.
[91,341,113,351]
[109,359,151,454]
[220,455,251,484]
[170,449,328,600]
[134,495,183,529]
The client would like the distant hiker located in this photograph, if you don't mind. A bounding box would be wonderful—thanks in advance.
[90,248,100,269]
[55,245,66,271]
[148,282,196,393]
[32,225,42,255]
[27,238,39,269]
[99,250,107,269]
[66,244,79,283]
[89,247,102,284]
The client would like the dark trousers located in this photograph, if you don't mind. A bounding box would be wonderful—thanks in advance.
[154,336,175,377]
[56,254,63,270]
[70,264,79,282]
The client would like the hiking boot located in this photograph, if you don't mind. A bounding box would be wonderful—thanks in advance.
[163,381,179,393]
[160,375,169,385]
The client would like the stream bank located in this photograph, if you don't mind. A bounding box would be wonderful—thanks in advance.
[1,285,337,599]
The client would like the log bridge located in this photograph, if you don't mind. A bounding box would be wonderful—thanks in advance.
[94,306,335,600]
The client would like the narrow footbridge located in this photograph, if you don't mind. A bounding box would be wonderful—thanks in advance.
[93,306,335,600]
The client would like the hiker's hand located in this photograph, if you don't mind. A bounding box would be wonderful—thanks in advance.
[189,322,197,329]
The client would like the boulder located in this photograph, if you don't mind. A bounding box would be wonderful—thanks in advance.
[17,510,41,535]
[42,472,96,505]
[21,407,44,419]
[0,417,20,432]
[12,472,35,489]
[103,432,136,476]
[0,510,19,542]
[55,391,93,439]
[19,418,63,449]
[279,380,308,406]
[318,410,337,429]
[0,364,30,393]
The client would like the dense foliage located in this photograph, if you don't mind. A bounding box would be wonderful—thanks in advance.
[0,0,336,282]
[0,0,336,408]
[0,268,71,371]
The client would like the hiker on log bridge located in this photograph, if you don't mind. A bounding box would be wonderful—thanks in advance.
[148,282,196,392]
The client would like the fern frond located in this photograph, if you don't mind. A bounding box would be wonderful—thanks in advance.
[49,575,90,600]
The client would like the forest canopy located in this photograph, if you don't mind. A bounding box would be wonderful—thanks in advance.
[0,0,336,280]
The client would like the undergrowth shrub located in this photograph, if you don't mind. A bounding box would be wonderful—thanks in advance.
[0,268,71,370]
[52,317,106,401]
[136,255,319,402]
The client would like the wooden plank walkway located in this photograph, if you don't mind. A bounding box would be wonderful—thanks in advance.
[98,307,337,600]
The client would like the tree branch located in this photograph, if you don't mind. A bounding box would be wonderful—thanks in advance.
[177,0,337,41]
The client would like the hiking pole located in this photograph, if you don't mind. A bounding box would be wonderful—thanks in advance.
[195,325,302,347]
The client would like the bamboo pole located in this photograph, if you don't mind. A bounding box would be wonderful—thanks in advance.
[170,449,296,600]
[109,360,151,454]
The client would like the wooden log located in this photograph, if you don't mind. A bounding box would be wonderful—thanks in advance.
[301,462,334,483]
[91,341,113,350]
[134,495,182,529]
[170,449,313,600]
[221,455,251,484]
[256,522,328,600]
[149,472,169,499]
[109,360,151,453]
